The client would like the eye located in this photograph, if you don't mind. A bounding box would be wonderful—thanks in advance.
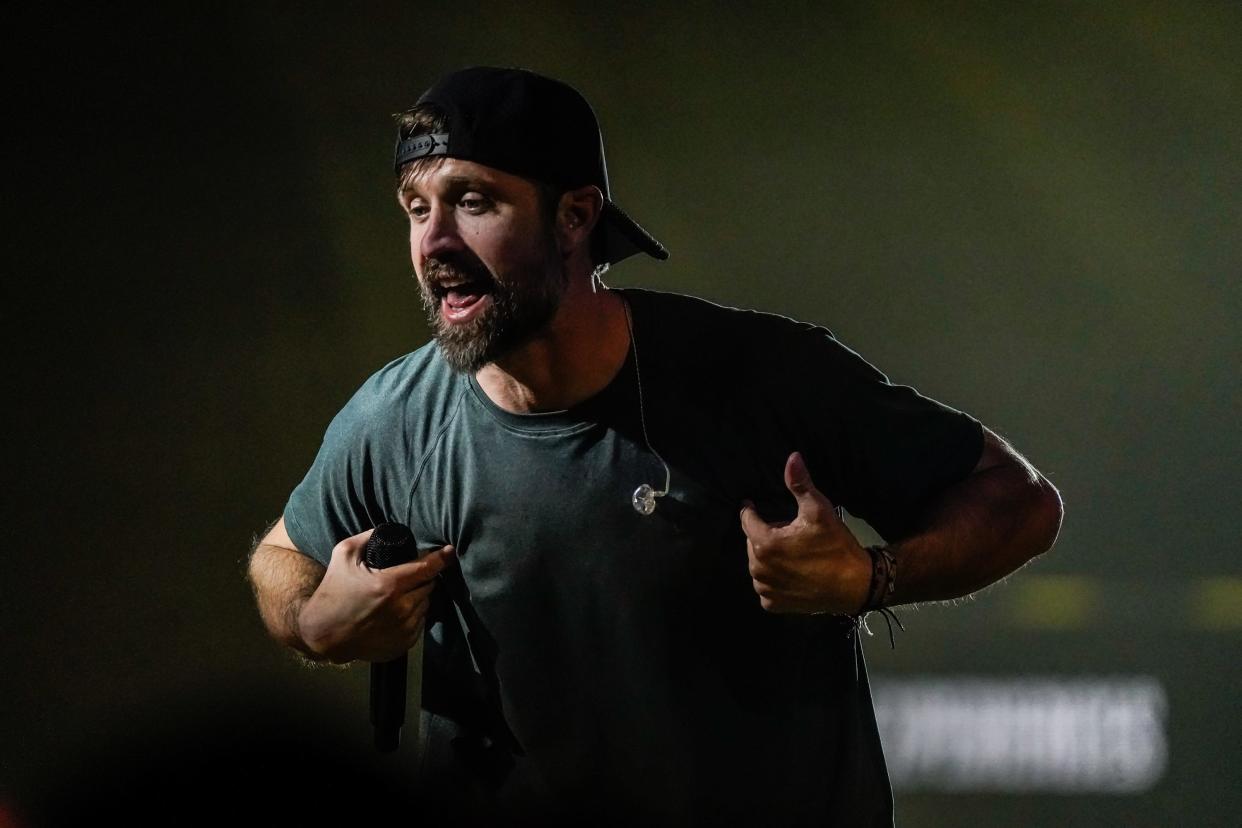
[459,193,492,213]
[406,200,429,220]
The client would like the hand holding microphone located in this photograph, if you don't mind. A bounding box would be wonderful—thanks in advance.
[297,525,455,664]
[297,523,455,751]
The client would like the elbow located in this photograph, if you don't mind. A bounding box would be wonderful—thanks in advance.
[1028,476,1065,559]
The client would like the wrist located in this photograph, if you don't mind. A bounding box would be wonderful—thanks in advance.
[838,542,873,616]
[292,594,336,662]
[857,544,897,614]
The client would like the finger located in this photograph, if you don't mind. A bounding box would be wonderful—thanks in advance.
[784,452,834,521]
[739,500,772,542]
[404,577,439,605]
[401,594,431,632]
[387,546,454,590]
[756,589,786,613]
[746,538,766,578]
[332,527,376,565]
[388,545,455,590]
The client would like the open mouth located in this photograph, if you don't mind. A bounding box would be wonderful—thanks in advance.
[434,278,493,323]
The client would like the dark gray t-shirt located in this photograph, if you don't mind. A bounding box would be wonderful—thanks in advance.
[285,288,983,826]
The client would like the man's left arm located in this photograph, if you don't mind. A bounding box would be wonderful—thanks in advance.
[881,425,1064,606]
[740,426,1065,614]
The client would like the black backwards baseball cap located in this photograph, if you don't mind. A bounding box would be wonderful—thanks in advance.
[394,66,669,266]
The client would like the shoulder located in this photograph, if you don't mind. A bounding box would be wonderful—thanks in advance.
[620,287,877,378]
[621,287,837,342]
[326,341,464,449]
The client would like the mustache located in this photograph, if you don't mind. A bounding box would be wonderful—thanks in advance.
[422,253,494,295]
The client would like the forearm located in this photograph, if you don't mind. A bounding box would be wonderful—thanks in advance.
[885,461,1064,607]
[247,543,328,659]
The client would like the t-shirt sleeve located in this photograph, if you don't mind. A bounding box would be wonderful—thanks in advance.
[795,327,984,541]
[283,383,398,566]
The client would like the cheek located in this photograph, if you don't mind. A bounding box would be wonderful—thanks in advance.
[458,229,519,274]
[493,222,557,267]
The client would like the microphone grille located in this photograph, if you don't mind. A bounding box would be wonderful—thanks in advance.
[364,522,417,569]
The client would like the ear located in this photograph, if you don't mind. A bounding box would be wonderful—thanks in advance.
[554,185,604,258]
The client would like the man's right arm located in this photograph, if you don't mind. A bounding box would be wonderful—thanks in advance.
[247,516,456,663]
[248,517,328,660]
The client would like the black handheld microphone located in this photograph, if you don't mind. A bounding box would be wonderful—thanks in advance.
[364,522,418,752]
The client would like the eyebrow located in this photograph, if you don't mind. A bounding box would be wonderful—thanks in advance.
[399,174,495,198]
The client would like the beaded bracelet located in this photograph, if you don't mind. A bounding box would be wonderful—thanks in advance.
[857,544,904,649]
[861,544,897,613]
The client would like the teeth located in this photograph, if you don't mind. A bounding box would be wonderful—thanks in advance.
[430,276,488,298]
[430,280,467,298]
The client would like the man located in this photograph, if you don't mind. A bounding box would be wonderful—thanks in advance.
[248,67,1063,826]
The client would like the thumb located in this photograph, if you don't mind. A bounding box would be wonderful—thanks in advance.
[784,452,834,519]
[389,545,456,590]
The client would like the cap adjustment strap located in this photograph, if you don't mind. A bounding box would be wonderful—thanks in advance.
[394,132,450,170]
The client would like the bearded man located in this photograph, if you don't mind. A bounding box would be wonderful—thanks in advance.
[248,67,1063,826]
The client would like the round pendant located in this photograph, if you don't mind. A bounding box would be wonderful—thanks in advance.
[632,484,657,515]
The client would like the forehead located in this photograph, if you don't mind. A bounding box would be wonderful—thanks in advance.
[398,157,537,198]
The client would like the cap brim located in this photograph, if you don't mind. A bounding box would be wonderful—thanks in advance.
[598,201,669,265]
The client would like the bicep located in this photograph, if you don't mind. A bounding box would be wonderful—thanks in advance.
[249,516,326,598]
[249,515,327,650]
[259,515,301,554]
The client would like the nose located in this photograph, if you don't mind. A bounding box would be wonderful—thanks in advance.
[417,202,465,263]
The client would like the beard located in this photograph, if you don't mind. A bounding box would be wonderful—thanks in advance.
[418,242,568,374]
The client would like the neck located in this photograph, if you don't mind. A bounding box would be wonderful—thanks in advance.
[475,280,630,413]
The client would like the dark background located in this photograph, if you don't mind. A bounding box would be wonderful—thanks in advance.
[5,3,1239,825]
